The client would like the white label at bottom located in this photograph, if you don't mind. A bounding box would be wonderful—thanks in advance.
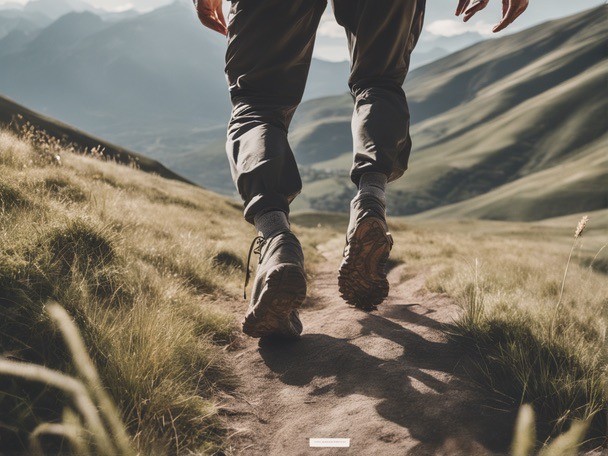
[309,438,350,448]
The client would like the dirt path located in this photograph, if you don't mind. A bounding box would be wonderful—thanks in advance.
[221,237,513,455]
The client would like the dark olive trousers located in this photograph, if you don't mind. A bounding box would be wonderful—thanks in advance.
[225,0,426,223]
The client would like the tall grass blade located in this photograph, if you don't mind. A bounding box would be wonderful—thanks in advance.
[46,303,134,455]
[538,419,591,456]
[29,422,90,456]
[512,404,536,456]
[0,359,115,455]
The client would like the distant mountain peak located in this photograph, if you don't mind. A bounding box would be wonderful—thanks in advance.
[22,0,102,19]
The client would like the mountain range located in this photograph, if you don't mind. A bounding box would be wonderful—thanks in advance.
[0,4,605,221]
[284,5,608,221]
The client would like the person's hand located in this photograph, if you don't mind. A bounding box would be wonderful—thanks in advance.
[194,0,227,35]
[455,0,529,33]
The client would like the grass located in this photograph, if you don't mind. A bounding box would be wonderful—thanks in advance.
[0,128,258,454]
[0,126,337,454]
[389,216,607,446]
[0,303,134,456]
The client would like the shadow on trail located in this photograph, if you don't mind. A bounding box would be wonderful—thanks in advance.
[258,312,513,455]
[380,302,445,332]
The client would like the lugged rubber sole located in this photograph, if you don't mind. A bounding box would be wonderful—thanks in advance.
[242,264,307,339]
[338,217,392,311]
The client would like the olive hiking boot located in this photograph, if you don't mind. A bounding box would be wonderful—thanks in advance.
[338,193,393,311]
[242,231,306,338]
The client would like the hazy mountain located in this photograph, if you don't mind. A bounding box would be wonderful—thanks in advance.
[417,32,486,55]
[0,0,137,40]
[286,6,608,220]
[313,31,458,69]
[412,47,450,68]
[22,0,98,19]
[0,7,51,40]
[0,4,227,127]
[0,2,25,9]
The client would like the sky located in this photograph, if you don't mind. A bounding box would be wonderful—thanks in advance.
[0,0,167,12]
[1,0,601,60]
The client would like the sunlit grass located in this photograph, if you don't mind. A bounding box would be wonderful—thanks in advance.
[390,217,607,444]
[0,303,134,455]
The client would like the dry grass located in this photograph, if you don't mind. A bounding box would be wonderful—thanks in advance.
[0,128,262,454]
[389,217,607,444]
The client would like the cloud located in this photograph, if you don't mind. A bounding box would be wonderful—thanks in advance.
[426,19,493,37]
[105,2,134,12]
[317,16,344,39]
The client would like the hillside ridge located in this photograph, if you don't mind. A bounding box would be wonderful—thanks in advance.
[0,94,193,184]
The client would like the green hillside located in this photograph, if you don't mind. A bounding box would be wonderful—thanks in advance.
[414,137,607,221]
[288,6,607,220]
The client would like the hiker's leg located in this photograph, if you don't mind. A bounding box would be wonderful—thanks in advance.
[332,0,426,186]
[334,0,426,309]
[225,0,327,224]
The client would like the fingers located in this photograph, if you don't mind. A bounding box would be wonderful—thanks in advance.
[215,4,228,35]
[463,0,488,22]
[493,0,528,32]
[455,0,469,16]
[456,0,528,33]
[197,5,227,35]
[199,15,225,35]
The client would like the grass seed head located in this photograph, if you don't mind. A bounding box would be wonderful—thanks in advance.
[574,216,589,239]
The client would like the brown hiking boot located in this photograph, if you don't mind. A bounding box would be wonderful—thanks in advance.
[242,231,306,338]
[338,193,393,311]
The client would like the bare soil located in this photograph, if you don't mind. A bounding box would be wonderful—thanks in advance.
[221,237,514,455]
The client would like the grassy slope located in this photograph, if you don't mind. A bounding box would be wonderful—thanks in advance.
[414,134,607,221]
[288,6,607,220]
[0,128,253,454]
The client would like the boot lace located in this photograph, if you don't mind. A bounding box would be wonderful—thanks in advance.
[243,235,266,299]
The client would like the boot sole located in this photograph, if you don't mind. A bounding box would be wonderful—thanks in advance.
[338,217,392,311]
[242,264,307,339]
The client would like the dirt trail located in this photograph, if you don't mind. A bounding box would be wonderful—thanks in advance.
[222,237,513,455]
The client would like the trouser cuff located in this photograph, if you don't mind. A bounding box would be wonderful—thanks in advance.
[243,193,290,225]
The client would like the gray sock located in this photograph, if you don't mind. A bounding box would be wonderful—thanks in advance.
[358,172,387,202]
[254,210,290,239]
